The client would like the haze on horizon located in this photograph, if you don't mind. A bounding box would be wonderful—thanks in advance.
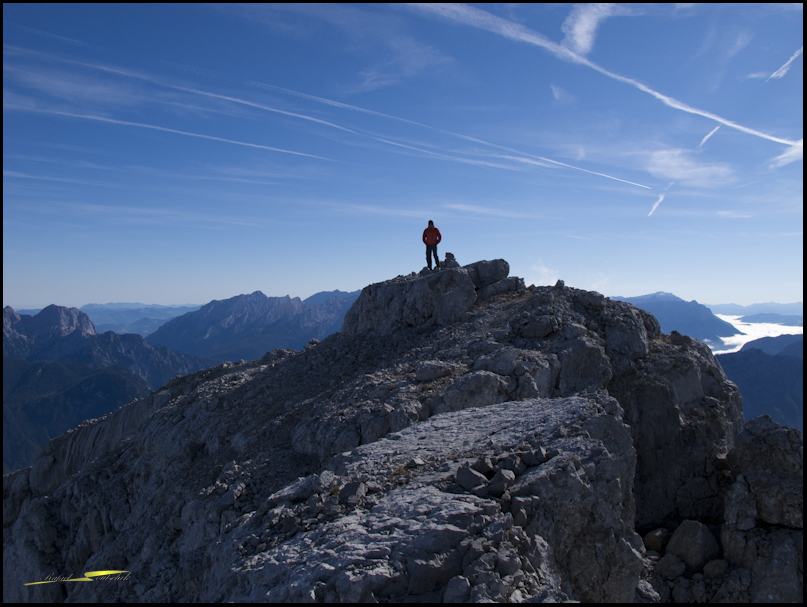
[3,4,803,310]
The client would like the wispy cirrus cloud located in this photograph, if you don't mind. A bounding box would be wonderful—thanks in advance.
[353,35,454,92]
[6,45,650,189]
[65,202,261,227]
[560,3,630,56]
[725,31,753,61]
[526,261,560,287]
[743,71,769,80]
[410,4,800,147]
[444,203,538,219]
[646,149,734,187]
[221,4,454,92]
[3,19,91,48]
[550,84,575,105]
[768,46,803,81]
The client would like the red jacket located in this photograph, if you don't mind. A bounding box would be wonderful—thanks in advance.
[423,226,441,245]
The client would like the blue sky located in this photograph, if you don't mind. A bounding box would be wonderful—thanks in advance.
[3,3,803,309]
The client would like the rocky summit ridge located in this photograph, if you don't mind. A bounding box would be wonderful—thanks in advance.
[3,259,803,602]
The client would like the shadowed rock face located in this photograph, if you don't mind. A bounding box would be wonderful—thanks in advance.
[3,260,800,603]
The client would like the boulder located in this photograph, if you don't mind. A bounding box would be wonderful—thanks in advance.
[463,259,509,289]
[437,371,507,413]
[665,520,720,572]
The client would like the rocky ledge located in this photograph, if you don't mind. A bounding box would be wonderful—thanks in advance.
[3,259,802,602]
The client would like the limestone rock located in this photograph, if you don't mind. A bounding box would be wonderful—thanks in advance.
[438,370,507,414]
[719,415,803,602]
[414,360,455,382]
[4,258,794,604]
[726,414,802,528]
[665,520,720,572]
[456,465,488,491]
[342,267,477,336]
[464,259,510,289]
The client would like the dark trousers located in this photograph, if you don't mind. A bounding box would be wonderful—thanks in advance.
[426,244,439,268]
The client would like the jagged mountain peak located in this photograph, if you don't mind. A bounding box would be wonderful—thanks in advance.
[614,290,683,302]
[147,289,353,361]
[4,259,802,602]
[5,304,97,338]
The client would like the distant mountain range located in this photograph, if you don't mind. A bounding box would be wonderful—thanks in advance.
[739,334,804,356]
[610,292,741,345]
[716,335,803,431]
[147,290,360,362]
[3,306,213,389]
[737,313,802,327]
[705,301,803,316]
[16,303,204,336]
[81,303,203,336]
[3,305,214,473]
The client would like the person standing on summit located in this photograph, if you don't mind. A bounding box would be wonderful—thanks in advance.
[423,220,441,270]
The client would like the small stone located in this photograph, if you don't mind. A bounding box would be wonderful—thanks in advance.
[655,553,686,580]
[337,481,367,506]
[643,528,670,553]
[456,465,489,490]
[487,469,516,497]
[703,559,728,578]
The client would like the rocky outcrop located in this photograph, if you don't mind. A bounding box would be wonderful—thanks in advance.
[638,415,803,603]
[341,259,519,336]
[3,358,151,474]
[720,416,803,602]
[3,259,800,603]
[236,395,641,603]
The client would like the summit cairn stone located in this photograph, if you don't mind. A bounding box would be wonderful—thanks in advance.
[4,258,799,603]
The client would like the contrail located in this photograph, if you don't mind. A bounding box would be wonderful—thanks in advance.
[247,82,651,187]
[412,4,801,147]
[3,105,335,161]
[169,85,360,135]
[497,155,650,189]
[6,44,652,188]
[648,193,665,216]
[768,46,803,81]
[698,126,720,149]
